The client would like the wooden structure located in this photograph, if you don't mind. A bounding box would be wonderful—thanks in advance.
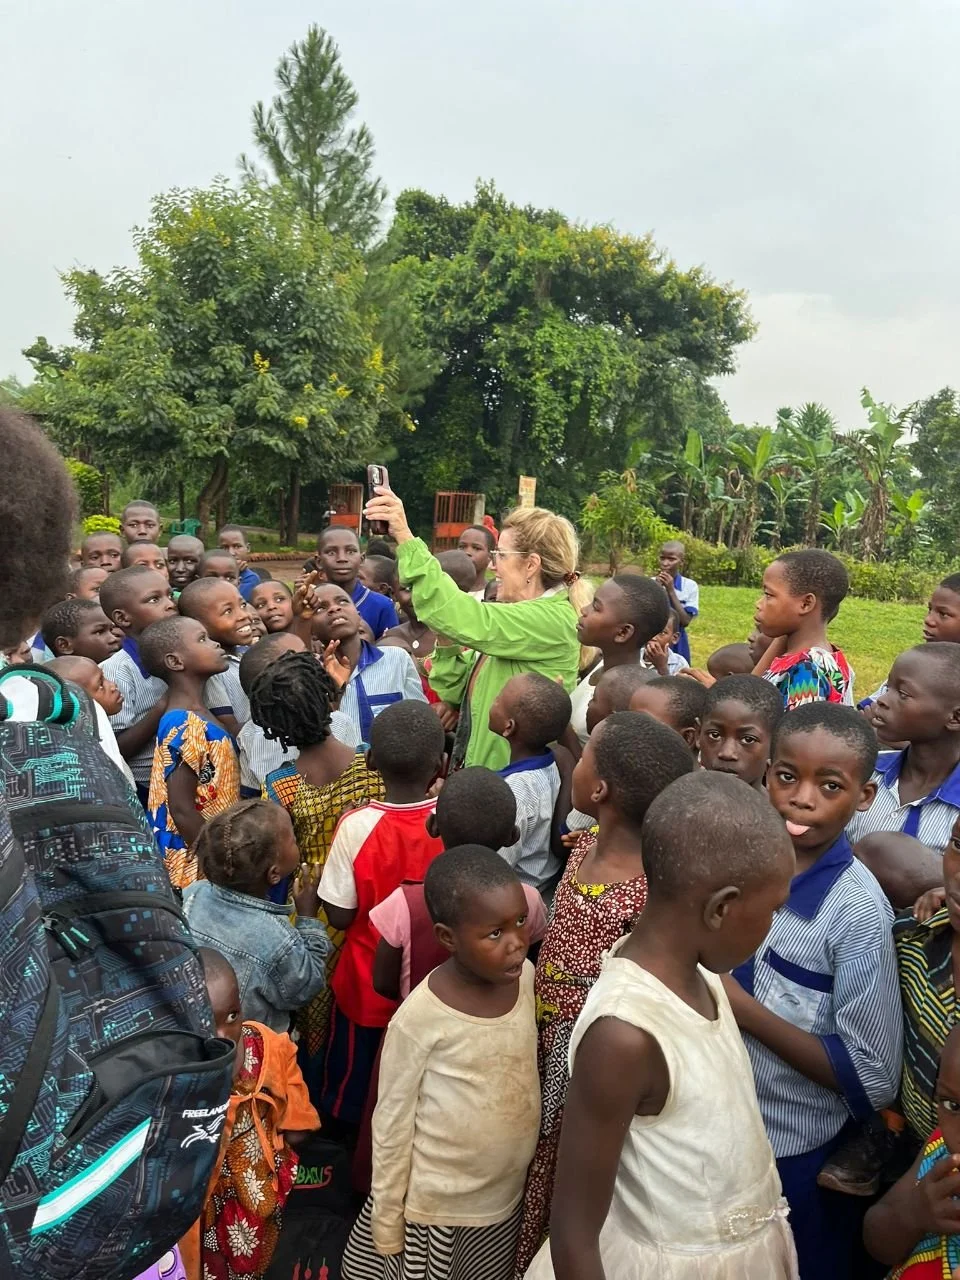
[432,491,486,551]
[328,483,364,536]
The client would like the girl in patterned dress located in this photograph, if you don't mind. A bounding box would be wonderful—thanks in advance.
[864,1024,960,1277]
[179,949,320,1280]
[142,616,240,889]
[251,650,384,1086]
[514,713,695,1276]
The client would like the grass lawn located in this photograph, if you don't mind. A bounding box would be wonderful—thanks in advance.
[689,586,925,697]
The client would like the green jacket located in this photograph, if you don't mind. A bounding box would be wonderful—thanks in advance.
[397,538,580,770]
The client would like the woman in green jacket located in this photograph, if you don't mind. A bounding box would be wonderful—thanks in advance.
[364,488,585,771]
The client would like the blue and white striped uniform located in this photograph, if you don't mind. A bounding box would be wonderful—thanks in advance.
[498,753,563,903]
[204,652,250,727]
[101,640,166,785]
[732,834,902,1158]
[338,642,426,746]
[846,749,960,854]
[238,711,360,795]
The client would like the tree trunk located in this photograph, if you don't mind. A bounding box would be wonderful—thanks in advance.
[195,456,228,539]
[278,489,288,546]
[803,478,821,546]
[715,508,727,548]
[102,469,111,517]
[215,486,229,531]
[178,481,186,522]
[285,471,301,548]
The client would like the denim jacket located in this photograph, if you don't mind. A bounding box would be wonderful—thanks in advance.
[182,881,330,1034]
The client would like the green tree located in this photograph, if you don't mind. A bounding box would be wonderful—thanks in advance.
[580,470,674,573]
[726,428,784,548]
[775,402,837,546]
[848,388,910,560]
[24,180,389,539]
[819,491,866,553]
[910,387,960,547]
[0,374,26,407]
[382,184,753,527]
[761,472,809,550]
[242,25,385,245]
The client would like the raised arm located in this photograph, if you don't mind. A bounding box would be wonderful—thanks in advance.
[365,488,577,667]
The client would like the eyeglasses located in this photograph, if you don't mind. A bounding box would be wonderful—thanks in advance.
[489,549,523,560]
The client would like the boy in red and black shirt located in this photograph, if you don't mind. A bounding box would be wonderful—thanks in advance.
[318,700,446,1124]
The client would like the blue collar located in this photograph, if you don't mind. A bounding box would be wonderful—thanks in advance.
[352,581,370,607]
[499,750,555,778]
[785,833,854,921]
[674,573,683,589]
[120,635,151,679]
[876,748,960,807]
[353,640,383,676]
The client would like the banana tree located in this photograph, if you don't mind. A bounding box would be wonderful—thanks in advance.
[727,428,785,548]
[847,389,910,560]
[888,487,930,557]
[778,402,837,546]
[819,491,866,553]
[761,471,810,550]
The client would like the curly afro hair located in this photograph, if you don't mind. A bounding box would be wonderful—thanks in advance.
[0,408,76,647]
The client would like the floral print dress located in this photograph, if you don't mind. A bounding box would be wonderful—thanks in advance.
[148,709,239,890]
[514,834,649,1277]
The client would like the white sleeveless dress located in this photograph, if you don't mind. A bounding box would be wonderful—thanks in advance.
[524,940,798,1279]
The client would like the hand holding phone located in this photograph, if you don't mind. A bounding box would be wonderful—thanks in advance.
[367,465,390,536]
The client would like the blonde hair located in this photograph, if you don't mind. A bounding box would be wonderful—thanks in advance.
[501,506,591,616]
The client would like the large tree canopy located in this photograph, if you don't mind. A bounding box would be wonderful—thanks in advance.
[379,183,753,523]
[24,180,389,536]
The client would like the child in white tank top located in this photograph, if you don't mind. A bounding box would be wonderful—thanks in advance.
[524,771,800,1280]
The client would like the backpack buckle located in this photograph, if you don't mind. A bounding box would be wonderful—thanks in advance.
[43,912,92,959]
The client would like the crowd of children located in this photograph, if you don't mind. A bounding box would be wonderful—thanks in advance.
[12,499,960,1280]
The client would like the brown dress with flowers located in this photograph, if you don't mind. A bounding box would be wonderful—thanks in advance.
[514,834,649,1278]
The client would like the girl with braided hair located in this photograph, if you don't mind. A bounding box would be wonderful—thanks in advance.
[254,649,385,1081]
[182,799,330,1034]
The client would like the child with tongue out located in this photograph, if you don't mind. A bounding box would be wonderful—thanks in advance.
[721,702,903,1280]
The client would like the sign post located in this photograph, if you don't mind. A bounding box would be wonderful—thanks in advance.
[518,476,537,508]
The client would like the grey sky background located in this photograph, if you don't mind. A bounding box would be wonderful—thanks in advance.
[4,0,958,428]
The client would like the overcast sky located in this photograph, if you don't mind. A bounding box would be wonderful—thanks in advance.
[4,0,958,427]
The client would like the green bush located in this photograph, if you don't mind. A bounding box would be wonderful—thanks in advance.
[582,489,953,604]
[65,459,103,519]
[82,514,122,536]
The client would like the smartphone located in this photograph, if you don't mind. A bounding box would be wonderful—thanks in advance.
[367,464,390,536]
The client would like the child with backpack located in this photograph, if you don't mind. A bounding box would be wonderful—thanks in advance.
[141,615,240,888]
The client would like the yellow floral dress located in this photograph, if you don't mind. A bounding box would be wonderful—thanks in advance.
[263,756,384,1065]
[515,833,649,1277]
[148,709,239,890]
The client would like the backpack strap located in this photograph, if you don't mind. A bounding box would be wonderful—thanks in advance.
[0,974,60,1186]
[0,665,82,727]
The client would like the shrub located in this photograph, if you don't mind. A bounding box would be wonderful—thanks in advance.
[582,490,955,604]
[82,514,122,536]
[65,459,103,519]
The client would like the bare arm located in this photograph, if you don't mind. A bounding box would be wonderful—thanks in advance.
[722,975,838,1091]
[322,900,358,932]
[115,696,166,760]
[373,939,403,1002]
[166,762,204,848]
[549,1017,666,1280]
[864,1150,960,1265]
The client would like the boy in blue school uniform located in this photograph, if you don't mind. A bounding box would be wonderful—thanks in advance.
[489,671,573,906]
[217,525,264,602]
[99,566,178,804]
[723,703,902,1280]
[303,527,398,640]
[655,540,699,663]
[848,643,960,853]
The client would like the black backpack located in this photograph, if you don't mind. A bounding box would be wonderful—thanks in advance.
[0,666,235,1278]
